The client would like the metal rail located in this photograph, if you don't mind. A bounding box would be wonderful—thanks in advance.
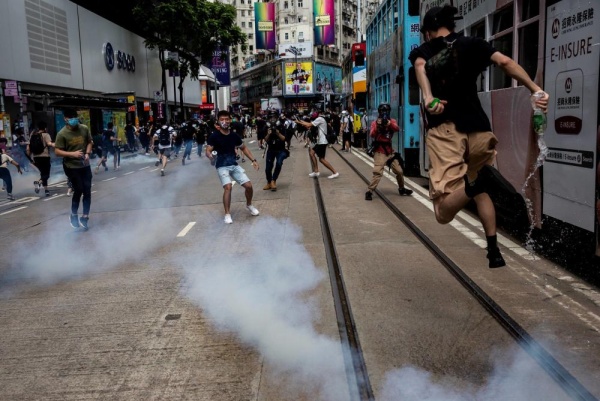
[332,148,598,401]
[313,177,375,401]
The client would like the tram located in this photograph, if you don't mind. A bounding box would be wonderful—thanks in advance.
[357,0,600,263]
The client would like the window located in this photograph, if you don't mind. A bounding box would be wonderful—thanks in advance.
[298,16,302,23]
[250,45,253,51]
[242,21,246,28]
[292,30,295,37]
[249,33,254,39]
[285,17,289,24]
[518,22,539,81]
[241,0,244,3]
[299,31,304,39]
[298,0,303,7]
[285,32,289,40]
[241,10,245,16]
[249,21,253,28]
[490,5,513,90]
[471,20,486,92]
[284,1,288,9]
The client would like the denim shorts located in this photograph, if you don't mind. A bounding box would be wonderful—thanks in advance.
[217,165,250,187]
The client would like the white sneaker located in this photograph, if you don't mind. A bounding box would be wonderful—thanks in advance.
[308,172,320,178]
[328,172,340,179]
[224,214,233,224]
[246,205,260,216]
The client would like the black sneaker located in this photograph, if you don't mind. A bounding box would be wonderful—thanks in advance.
[79,216,89,230]
[365,191,373,201]
[70,214,81,229]
[154,161,160,167]
[45,190,50,197]
[487,247,506,268]
[399,187,413,196]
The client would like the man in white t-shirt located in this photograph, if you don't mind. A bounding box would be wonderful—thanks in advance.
[152,120,175,176]
[0,149,23,200]
[295,110,339,179]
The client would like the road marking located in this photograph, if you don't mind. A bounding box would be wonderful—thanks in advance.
[123,171,134,175]
[44,194,66,201]
[102,177,116,181]
[177,222,196,237]
[48,180,67,188]
[150,168,159,172]
[0,206,27,216]
[139,166,150,170]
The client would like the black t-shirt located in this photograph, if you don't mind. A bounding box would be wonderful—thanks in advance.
[207,131,243,168]
[267,125,286,152]
[230,121,245,139]
[180,125,195,141]
[409,32,496,133]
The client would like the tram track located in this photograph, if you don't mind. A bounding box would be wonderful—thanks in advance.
[312,147,597,401]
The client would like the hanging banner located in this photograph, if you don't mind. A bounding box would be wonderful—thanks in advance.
[230,80,240,103]
[272,63,283,96]
[255,2,276,50]
[285,61,313,95]
[313,0,335,45]
[208,48,231,86]
[314,63,342,94]
[278,42,314,59]
[200,81,208,104]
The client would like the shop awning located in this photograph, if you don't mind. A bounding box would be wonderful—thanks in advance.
[49,98,134,110]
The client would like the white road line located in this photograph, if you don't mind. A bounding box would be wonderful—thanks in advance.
[123,171,134,175]
[177,222,196,237]
[0,206,27,216]
[43,194,66,201]
[91,190,97,194]
[48,180,67,188]
[139,166,150,170]
[102,177,116,181]
[150,168,159,172]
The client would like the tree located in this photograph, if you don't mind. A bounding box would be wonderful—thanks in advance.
[133,0,246,121]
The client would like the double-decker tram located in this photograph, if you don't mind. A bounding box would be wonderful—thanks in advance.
[415,0,600,265]
[365,0,422,174]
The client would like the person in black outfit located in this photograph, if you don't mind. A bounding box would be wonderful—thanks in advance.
[255,114,268,150]
[263,113,289,191]
[409,5,549,268]
[179,120,196,164]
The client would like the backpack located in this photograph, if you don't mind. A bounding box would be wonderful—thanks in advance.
[29,132,45,155]
[344,116,353,133]
[158,128,171,146]
[326,123,337,144]
[425,38,459,90]
[308,125,319,143]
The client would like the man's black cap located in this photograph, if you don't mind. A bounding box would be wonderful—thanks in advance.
[420,5,459,33]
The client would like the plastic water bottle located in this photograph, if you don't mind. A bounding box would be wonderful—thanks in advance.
[210,150,217,166]
[531,91,547,136]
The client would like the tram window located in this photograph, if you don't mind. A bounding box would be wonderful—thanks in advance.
[408,0,419,17]
[355,50,365,66]
[493,5,514,33]
[471,20,485,39]
[518,22,539,81]
[490,33,514,89]
[355,92,367,110]
[521,0,539,20]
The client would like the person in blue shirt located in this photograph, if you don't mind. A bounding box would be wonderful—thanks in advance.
[206,110,260,224]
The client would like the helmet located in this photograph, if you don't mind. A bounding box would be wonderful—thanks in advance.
[378,104,391,115]
[341,110,348,115]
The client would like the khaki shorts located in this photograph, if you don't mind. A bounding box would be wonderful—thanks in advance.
[426,122,497,199]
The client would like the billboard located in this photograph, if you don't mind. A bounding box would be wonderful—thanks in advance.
[313,0,335,45]
[285,61,313,95]
[542,0,599,232]
[254,2,276,50]
[207,48,231,86]
[314,63,341,94]
[272,63,283,96]
[278,42,314,59]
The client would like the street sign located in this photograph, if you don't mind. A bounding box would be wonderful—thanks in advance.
[4,81,17,89]
[4,88,18,96]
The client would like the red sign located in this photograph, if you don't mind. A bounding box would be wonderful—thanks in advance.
[199,103,214,110]
[143,101,150,111]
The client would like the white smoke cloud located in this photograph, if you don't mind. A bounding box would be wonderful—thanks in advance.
[176,216,351,401]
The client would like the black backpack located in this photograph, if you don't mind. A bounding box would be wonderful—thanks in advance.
[158,128,171,146]
[29,132,45,155]
[326,123,337,144]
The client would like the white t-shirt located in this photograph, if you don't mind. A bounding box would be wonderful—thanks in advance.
[0,153,14,168]
[311,116,328,145]
[341,115,352,132]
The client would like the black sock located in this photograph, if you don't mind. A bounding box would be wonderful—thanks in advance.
[486,235,498,250]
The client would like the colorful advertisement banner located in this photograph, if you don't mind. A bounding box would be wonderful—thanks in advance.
[313,0,335,45]
[200,81,208,104]
[230,80,240,103]
[207,48,231,86]
[254,3,276,50]
[272,63,283,96]
[314,64,342,94]
[285,61,313,96]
